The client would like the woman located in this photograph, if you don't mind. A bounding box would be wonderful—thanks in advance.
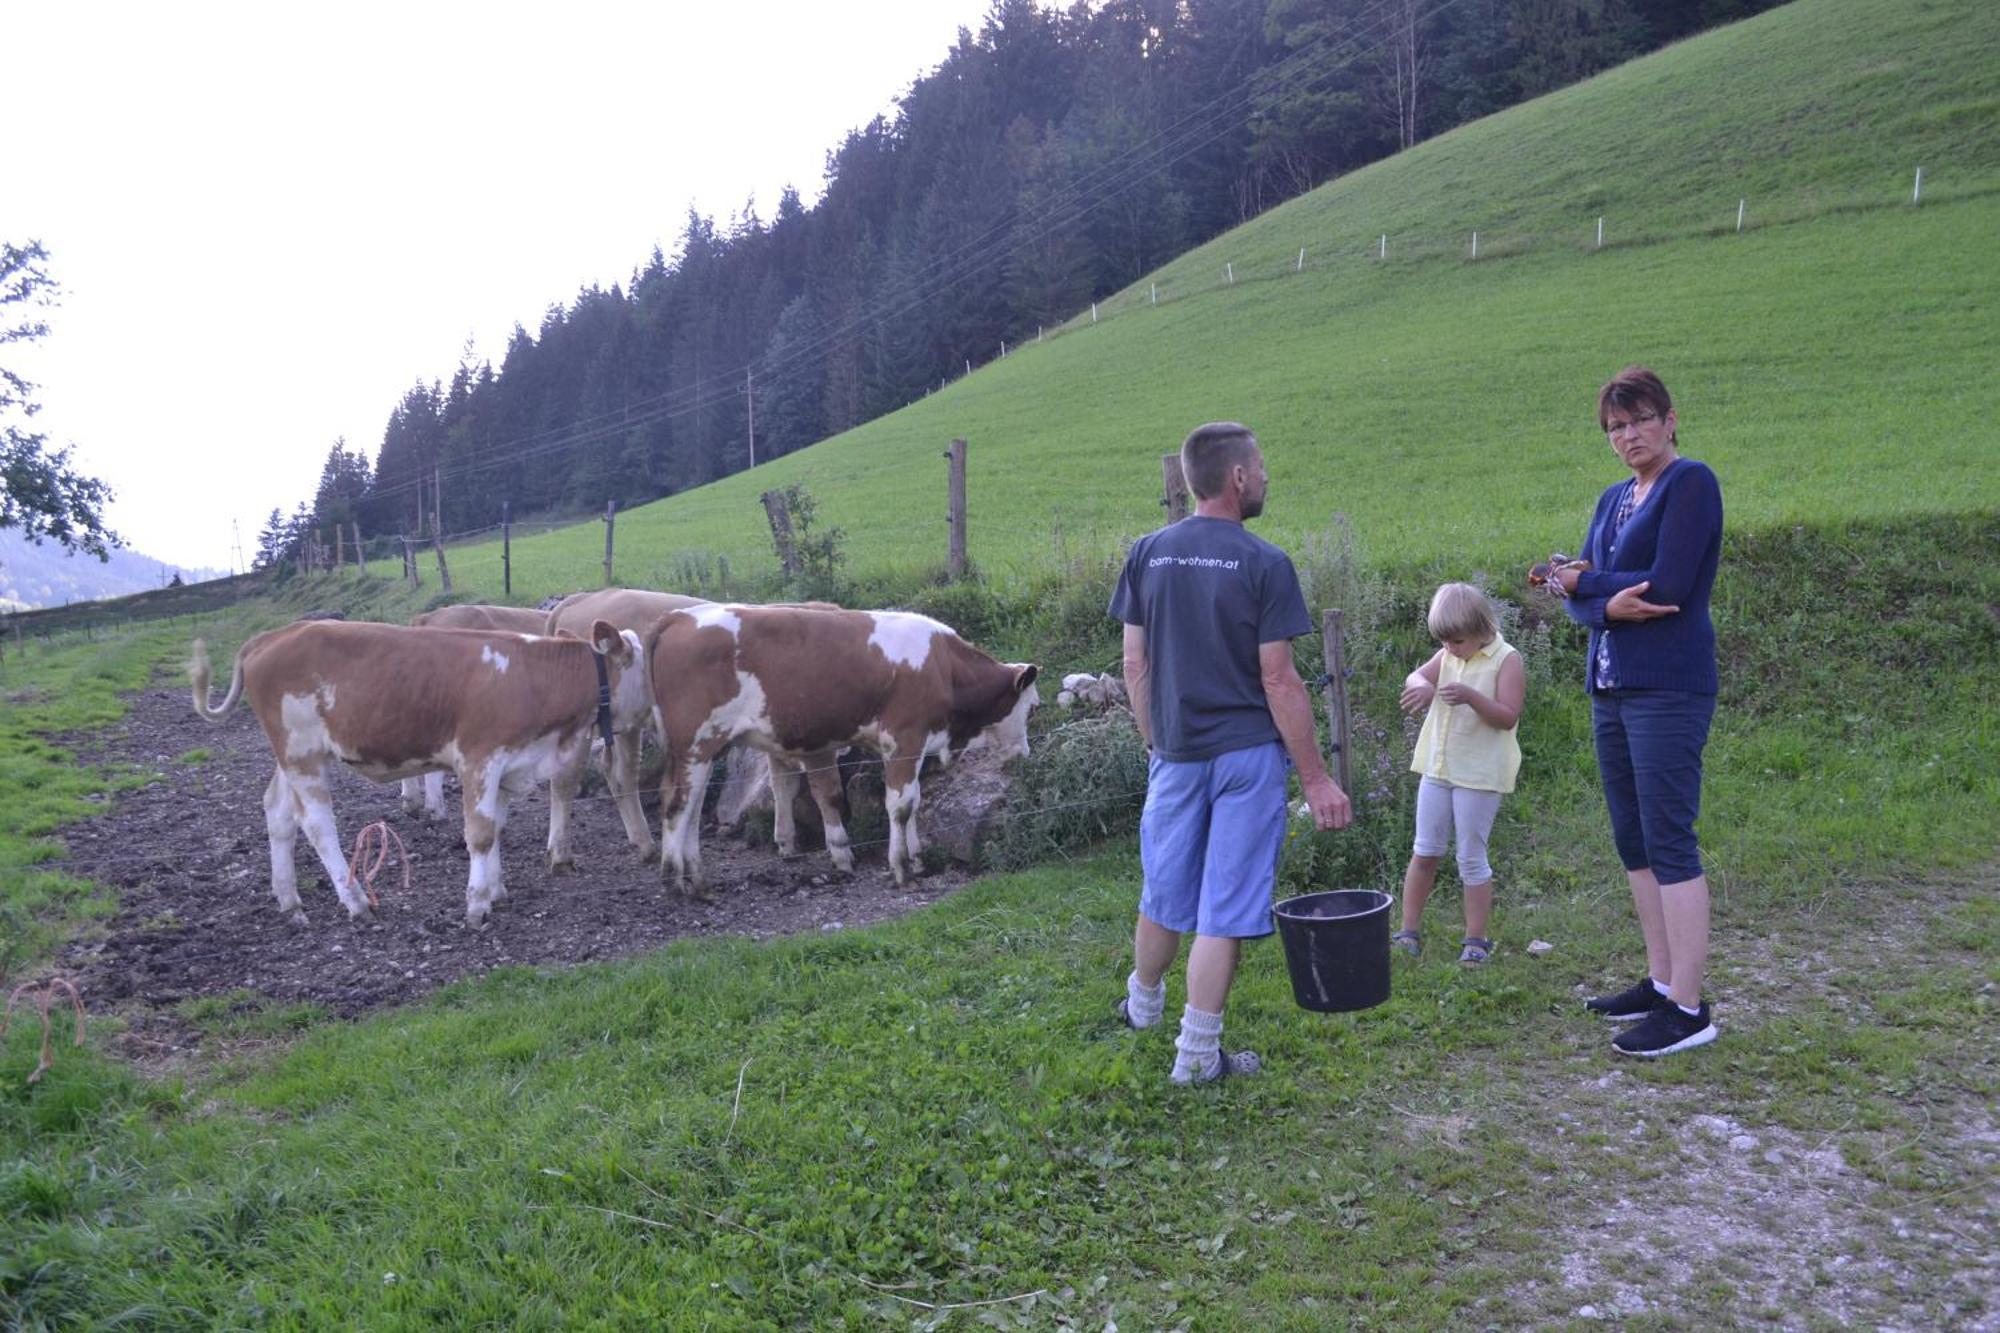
[1550,366,1723,1058]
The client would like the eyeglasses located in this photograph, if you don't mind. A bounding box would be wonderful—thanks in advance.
[1604,411,1660,437]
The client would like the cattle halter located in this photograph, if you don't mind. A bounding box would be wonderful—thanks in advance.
[593,651,616,752]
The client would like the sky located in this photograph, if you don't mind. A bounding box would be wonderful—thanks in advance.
[10,0,1001,574]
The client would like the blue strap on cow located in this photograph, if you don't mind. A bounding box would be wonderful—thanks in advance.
[592,651,615,752]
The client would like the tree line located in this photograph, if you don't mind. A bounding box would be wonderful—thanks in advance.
[263,0,1779,568]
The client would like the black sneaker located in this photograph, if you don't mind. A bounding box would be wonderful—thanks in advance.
[1584,977,1669,1024]
[1613,1001,1718,1058]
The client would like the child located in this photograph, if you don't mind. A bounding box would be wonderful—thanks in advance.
[1394,583,1525,965]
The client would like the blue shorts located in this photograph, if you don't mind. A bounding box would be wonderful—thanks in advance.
[1592,689,1715,887]
[1139,741,1289,939]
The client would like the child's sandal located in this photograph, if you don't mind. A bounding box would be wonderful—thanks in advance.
[1391,929,1422,958]
[1458,937,1494,967]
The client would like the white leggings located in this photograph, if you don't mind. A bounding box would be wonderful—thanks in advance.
[1411,777,1504,887]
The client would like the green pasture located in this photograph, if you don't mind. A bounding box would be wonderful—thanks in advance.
[409,0,2000,602]
[4,0,1998,1325]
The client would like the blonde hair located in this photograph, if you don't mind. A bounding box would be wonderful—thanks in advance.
[1427,582,1497,643]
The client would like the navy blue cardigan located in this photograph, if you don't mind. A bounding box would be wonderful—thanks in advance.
[1563,457,1723,695]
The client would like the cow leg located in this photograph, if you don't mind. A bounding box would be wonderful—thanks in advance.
[770,754,802,856]
[546,754,581,875]
[609,726,659,861]
[398,771,447,820]
[804,750,855,874]
[289,769,372,921]
[883,757,923,886]
[461,758,510,925]
[262,768,309,926]
[659,755,713,897]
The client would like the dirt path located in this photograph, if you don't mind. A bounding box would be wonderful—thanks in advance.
[50,679,975,1056]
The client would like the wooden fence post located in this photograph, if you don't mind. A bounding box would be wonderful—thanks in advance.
[432,531,453,593]
[945,438,968,580]
[502,500,512,597]
[1161,453,1189,523]
[403,535,420,589]
[334,524,345,568]
[601,500,617,585]
[1319,609,1352,795]
[351,521,367,577]
[761,490,800,577]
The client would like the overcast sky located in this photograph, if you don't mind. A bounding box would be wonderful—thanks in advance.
[10,1,1000,573]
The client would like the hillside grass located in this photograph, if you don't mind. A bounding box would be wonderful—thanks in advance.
[4,0,1998,1325]
[394,0,2000,602]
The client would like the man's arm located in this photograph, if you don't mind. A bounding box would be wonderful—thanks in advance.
[1258,640,1352,831]
[1122,624,1153,751]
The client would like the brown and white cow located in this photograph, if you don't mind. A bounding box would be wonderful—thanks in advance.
[542,588,708,860]
[399,603,553,819]
[189,618,648,925]
[644,604,1038,891]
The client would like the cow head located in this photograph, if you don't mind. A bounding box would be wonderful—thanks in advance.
[591,618,650,728]
[975,663,1040,760]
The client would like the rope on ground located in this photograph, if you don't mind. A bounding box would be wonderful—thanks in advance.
[2,977,87,1084]
[346,820,411,909]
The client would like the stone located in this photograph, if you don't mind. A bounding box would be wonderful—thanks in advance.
[1527,939,1555,956]
[918,744,1020,865]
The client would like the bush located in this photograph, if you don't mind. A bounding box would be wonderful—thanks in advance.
[987,710,1149,870]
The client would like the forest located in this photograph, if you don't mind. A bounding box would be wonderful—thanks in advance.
[262,0,1778,567]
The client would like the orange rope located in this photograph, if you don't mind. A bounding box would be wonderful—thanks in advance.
[346,820,412,909]
[2,977,86,1085]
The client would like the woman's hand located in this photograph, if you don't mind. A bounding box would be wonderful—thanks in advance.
[1399,675,1435,716]
[1605,580,1679,621]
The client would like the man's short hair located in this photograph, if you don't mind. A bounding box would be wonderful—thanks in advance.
[1180,422,1258,500]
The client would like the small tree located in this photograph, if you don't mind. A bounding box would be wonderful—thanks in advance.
[1,241,116,559]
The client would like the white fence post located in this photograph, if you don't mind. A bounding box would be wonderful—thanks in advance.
[1150,282,1157,305]
[1913,166,1923,203]
[1596,216,1604,249]
[1226,262,1234,284]
[1470,231,1478,259]
[1091,302,1098,323]
[1297,247,1306,271]
[1379,234,1386,260]
[1737,199,1746,232]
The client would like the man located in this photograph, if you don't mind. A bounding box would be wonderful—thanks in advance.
[1109,421,1352,1085]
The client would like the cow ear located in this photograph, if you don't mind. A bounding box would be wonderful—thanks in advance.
[591,618,630,662]
[1013,664,1039,692]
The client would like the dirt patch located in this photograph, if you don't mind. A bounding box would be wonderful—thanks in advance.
[47,682,977,1057]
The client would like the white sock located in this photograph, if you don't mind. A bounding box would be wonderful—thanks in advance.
[1677,1001,1703,1018]
[1125,972,1165,1028]
[1171,1005,1225,1084]
[1651,978,1673,996]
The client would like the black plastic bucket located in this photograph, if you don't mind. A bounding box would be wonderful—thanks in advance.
[1272,889,1393,1013]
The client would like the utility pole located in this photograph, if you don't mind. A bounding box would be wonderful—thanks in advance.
[231,519,245,576]
[746,367,756,468]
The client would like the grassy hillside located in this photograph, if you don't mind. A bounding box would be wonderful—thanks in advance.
[408,0,2000,599]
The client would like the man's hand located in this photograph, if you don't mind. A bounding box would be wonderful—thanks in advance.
[1399,675,1435,715]
[1605,580,1679,622]
[1300,773,1352,831]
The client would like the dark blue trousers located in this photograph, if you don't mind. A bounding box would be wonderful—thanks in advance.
[1591,689,1716,886]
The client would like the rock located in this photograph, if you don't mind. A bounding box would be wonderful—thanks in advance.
[715,747,774,828]
[1729,1134,1759,1153]
[919,744,1019,864]
[1577,1306,1599,1320]
[1526,939,1554,956]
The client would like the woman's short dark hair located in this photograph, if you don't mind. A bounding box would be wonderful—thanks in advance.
[1180,422,1258,500]
[1598,366,1677,443]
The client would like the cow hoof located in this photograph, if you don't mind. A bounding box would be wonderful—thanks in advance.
[347,905,375,924]
[549,858,576,877]
[634,844,660,865]
[286,909,309,927]
[465,909,490,928]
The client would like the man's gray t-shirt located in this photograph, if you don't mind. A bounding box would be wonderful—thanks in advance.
[1108,516,1313,762]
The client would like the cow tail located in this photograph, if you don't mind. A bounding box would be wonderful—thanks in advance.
[189,638,246,722]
